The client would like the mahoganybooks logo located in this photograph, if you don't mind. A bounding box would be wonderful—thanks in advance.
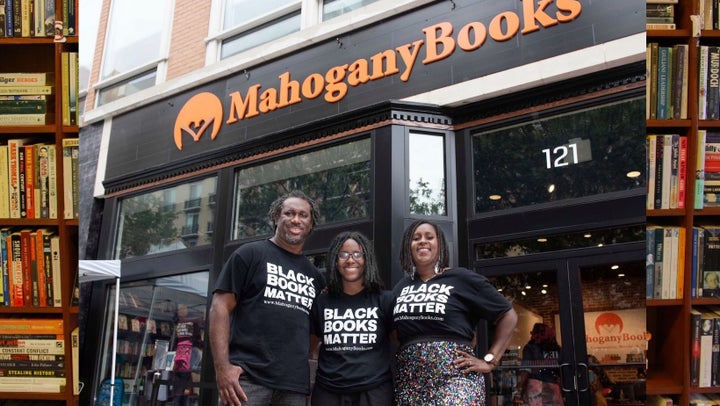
[172,0,583,151]
[173,92,223,150]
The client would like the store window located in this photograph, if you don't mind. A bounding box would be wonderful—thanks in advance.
[471,97,645,213]
[409,132,446,216]
[323,0,379,20]
[221,0,301,59]
[115,177,218,259]
[232,137,371,239]
[96,0,172,105]
[98,272,209,405]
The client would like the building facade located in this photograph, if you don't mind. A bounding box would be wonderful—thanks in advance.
[80,1,646,405]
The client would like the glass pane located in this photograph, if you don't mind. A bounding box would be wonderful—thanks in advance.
[233,138,371,239]
[409,133,446,216]
[223,0,297,29]
[221,12,300,60]
[475,226,645,260]
[97,70,157,106]
[99,272,209,406]
[580,260,646,404]
[101,0,170,80]
[322,0,379,20]
[115,177,217,259]
[486,270,565,406]
[472,97,645,213]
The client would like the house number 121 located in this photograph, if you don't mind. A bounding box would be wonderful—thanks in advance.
[542,143,578,169]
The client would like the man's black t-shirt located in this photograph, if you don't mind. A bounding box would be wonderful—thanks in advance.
[392,267,512,344]
[311,290,394,392]
[213,239,325,394]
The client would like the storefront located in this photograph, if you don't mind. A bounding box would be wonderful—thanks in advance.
[80,1,646,405]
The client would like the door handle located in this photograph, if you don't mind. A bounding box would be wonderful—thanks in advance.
[576,363,590,392]
[559,362,575,392]
[559,362,590,392]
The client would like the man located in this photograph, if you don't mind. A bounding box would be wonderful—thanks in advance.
[209,190,325,405]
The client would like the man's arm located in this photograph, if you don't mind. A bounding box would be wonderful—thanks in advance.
[209,291,247,405]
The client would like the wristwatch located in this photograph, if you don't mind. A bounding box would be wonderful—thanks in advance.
[483,352,498,366]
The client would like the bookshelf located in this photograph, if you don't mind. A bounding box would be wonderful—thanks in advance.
[0,0,78,404]
[647,0,720,404]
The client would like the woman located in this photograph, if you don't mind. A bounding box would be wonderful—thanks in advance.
[310,231,395,406]
[517,323,564,405]
[393,220,518,405]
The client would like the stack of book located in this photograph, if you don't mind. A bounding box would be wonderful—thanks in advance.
[647,134,688,210]
[647,42,689,120]
[646,0,677,30]
[690,307,720,389]
[0,138,58,219]
[0,73,53,126]
[0,227,62,307]
[646,225,686,299]
[0,318,67,393]
[0,0,76,38]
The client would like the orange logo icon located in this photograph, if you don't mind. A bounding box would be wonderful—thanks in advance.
[594,312,623,335]
[173,92,224,150]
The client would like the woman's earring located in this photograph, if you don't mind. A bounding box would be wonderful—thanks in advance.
[434,263,440,275]
[411,266,416,280]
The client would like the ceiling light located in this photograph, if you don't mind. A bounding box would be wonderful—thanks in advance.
[489,194,502,200]
[537,238,547,242]
[611,265,619,270]
[626,170,641,178]
[547,184,555,193]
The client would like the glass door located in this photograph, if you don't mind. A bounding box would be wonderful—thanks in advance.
[475,242,645,406]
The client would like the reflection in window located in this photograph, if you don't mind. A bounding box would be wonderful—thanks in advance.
[475,226,645,260]
[115,177,217,259]
[97,70,157,106]
[100,272,209,405]
[323,0,379,20]
[409,133,446,216]
[472,97,645,213]
[101,0,170,81]
[221,0,301,60]
[233,138,371,239]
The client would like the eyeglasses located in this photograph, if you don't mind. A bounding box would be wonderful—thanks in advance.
[338,251,364,261]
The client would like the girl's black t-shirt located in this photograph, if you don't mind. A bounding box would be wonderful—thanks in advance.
[311,290,394,391]
[392,267,512,344]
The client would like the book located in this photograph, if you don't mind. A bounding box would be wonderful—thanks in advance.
[0,376,66,392]
[701,227,720,298]
[18,229,33,306]
[700,46,710,121]
[0,99,46,113]
[0,113,49,125]
[0,0,5,37]
[0,72,53,87]
[710,306,720,387]
[36,144,50,218]
[691,308,702,387]
[7,138,30,218]
[71,326,78,394]
[648,42,659,120]
[679,136,688,209]
[6,231,22,306]
[62,138,78,219]
[708,46,720,120]
[46,144,57,219]
[23,144,35,219]
[673,43,688,119]
[0,85,52,95]
[699,308,716,387]
[647,135,657,209]
[657,46,671,119]
[0,318,63,335]
[647,395,674,406]
[0,228,9,306]
[0,145,9,218]
[647,22,676,30]
[50,235,60,307]
[697,129,707,209]
[34,228,50,307]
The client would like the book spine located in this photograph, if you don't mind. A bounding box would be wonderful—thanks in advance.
[654,227,664,299]
[647,227,656,299]
[17,147,25,218]
[712,314,720,386]
[649,43,658,120]
[46,144,56,219]
[41,0,51,36]
[0,113,48,125]
[19,230,32,305]
[0,360,64,369]
[36,144,49,218]
[691,309,701,387]
[709,47,720,120]
[697,130,707,209]
[33,231,45,307]
[700,46,709,120]
[41,231,52,306]
[692,227,699,299]
[3,0,11,38]
[28,231,38,307]
[648,135,657,209]
[0,354,64,361]
[657,46,670,119]
[61,52,69,126]
[655,134,665,209]
[23,145,34,219]
[670,134,680,209]
[50,235,60,307]
[0,85,52,95]
[0,100,46,113]
[679,136,688,209]
[0,146,8,219]
[8,232,22,306]
[0,229,8,306]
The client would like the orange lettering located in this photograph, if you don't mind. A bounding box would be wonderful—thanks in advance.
[347,59,371,86]
[457,22,487,51]
[422,22,455,64]
[226,85,261,123]
[278,72,301,108]
[521,0,558,34]
[302,73,324,99]
[489,12,520,42]
[556,0,582,22]
[370,49,400,80]
[325,65,349,103]
[259,88,278,113]
[396,40,424,82]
